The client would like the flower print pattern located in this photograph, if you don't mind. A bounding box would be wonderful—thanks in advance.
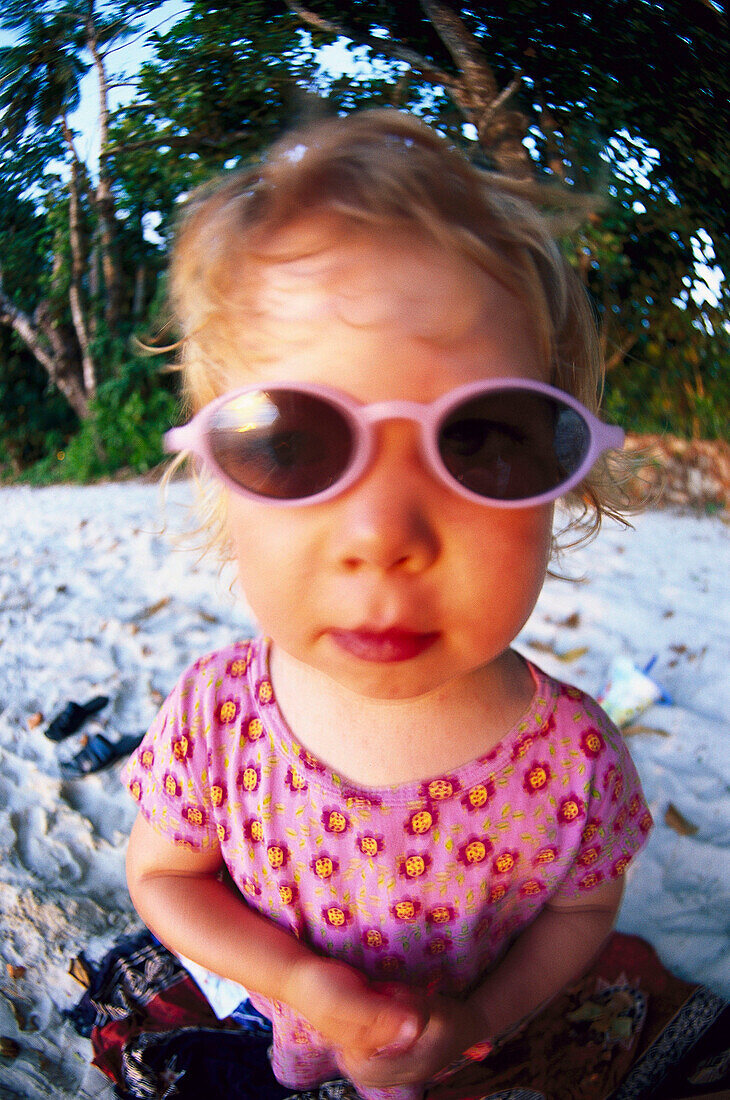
[580,727,606,759]
[457,836,492,867]
[419,776,461,803]
[216,697,241,728]
[322,807,350,835]
[461,778,495,811]
[522,760,552,795]
[357,833,385,857]
[404,806,438,836]
[311,853,339,880]
[398,852,432,878]
[121,637,652,1096]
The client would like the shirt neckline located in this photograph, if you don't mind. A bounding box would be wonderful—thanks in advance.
[253,637,560,803]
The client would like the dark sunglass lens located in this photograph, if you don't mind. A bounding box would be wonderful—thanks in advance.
[439,391,590,500]
[209,391,354,499]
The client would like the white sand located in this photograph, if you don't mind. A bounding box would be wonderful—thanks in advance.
[0,482,728,1098]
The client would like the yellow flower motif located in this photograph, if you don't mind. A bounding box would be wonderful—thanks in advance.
[327,811,347,833]
[242,767,258,792]
[410,810,433,835]
[404,855,426,877]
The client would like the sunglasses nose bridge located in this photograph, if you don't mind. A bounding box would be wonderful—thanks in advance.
[359,399,432,427]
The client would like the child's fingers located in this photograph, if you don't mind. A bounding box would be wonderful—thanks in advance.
[350,987,428,1058]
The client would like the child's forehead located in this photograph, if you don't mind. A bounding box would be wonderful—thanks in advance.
[243,215,524,345]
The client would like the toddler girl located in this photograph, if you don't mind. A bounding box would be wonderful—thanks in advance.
[124,109,652,1100]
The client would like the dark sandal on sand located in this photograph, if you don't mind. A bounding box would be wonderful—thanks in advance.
[45,696,109,742]
[60,732,144,779]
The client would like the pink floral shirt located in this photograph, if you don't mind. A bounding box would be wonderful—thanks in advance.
[123,637,652,1100]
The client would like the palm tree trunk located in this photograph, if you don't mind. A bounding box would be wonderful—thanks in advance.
[62,117,96,397]
[86,8,122,335]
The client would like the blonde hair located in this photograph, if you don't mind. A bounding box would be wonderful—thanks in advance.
[165,108,640,563]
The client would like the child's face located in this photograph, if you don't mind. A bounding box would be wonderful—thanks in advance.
[222,218,553,701]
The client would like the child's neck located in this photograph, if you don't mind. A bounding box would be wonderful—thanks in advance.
[269,645,535,787]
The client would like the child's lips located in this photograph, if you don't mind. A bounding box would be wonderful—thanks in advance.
[329,627,440,662]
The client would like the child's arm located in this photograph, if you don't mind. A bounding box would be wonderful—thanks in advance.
[125,813,426,1058]
[336,874,624,1089]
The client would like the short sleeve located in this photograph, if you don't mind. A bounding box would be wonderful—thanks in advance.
[121,665,219,849]
[554,717,653,898]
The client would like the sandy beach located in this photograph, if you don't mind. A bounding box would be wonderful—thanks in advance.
[0,481,728,1099]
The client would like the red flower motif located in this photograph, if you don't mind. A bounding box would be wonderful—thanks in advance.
[172,734,192,762]
[577,845,602,867]
[243,817,264,843]
[492,849,520,875]
[243,716,265,743]
[612,807,628,834]
[426,904,456,925]
[511,732,537,761]
[216,822,231,843]
[457,836,493,867]
[216,697,241,726]
[266,842,290,870]
[581,817,602,845]
[629,793,643,817]
[580,727,606,759]
[519,878,547,899]
[611,775,625,804]
[532,845,558,867]
[242,876,261,899]
[209,781,227,808]
[279,882,299,906]
[362,928,389,950]
[301,751,326,773]
[323,904,352,928]
[139,746,155,771]
[182,803,208,829]
[404,806,438,837]
[489,882,509,904]
[162,772,182,799]
[561,685,583,701]
[522,760,552,795]
[311,852,339,880]
[285,765,308,793]
[537,712,557,738]
[342,787,383,809]
[578,869,605,892]
[557,793,586,825]
[129,778,142,802]
[256,678,275,705]
[357,833,385,857]
[602,764,618,792]
[398,852,432,878]
[639,810,653,835]
[376,954,405,976]
[226,650,251,678]
[322,807,351,835]
[612,855,631,877]
[419,776,461,803]
[424,935,452,957]
[237,763,260,793]
[391,897,422,922]
[461,779,496,812]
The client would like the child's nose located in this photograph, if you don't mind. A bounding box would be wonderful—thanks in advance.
[333,427,441,574]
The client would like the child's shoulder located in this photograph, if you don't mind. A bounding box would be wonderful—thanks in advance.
[530,661,622,742]
[173,637,264,697]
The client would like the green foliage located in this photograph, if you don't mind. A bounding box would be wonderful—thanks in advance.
[17,356,179,485]
[0,0,728,485]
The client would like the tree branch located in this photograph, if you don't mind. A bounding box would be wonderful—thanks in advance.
[107,129,252,156]
[284,0,460,91]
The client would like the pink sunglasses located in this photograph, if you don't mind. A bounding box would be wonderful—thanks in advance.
[165,379,624,508]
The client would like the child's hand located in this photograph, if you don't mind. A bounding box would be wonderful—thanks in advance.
[284,956,428,1060]
[335,989,482,1088]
